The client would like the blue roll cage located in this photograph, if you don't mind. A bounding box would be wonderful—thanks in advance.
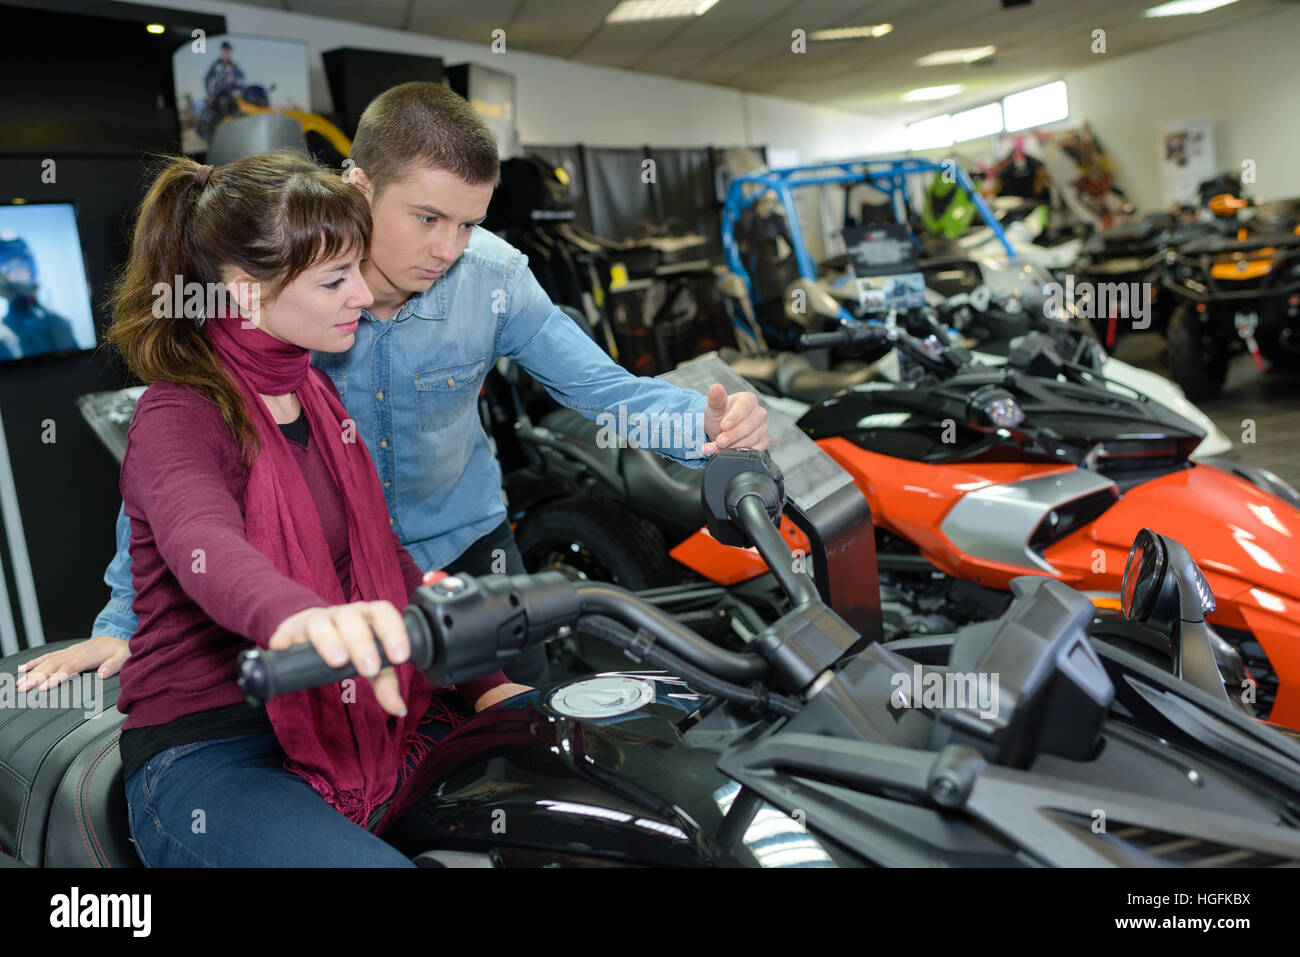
[720,157,1015,324]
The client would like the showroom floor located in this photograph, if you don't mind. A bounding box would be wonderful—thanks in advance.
[1114,335,1300,484]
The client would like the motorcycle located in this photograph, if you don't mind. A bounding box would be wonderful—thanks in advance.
[510,331,1300,729]
[6,451,1295,868]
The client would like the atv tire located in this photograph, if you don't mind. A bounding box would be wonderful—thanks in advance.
[1164,303,1228,400]
[515,497,670,590]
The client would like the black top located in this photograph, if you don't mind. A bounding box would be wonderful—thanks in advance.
[118,412,310,782]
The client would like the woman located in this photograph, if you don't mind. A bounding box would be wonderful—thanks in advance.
[107,151,526,867]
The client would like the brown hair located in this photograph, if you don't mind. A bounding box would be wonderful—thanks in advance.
[106,150,371,463]
[349,82,500,198]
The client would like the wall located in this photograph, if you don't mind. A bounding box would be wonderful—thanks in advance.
[115,0,905,162]
[899,4,1300,211]
[1061,3,1300,209]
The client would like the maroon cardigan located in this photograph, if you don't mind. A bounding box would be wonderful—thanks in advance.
[116,376,507,730]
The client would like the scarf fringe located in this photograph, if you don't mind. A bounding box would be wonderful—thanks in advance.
[292,767,376,827]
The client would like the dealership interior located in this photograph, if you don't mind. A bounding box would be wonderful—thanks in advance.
[0,0,1299,877]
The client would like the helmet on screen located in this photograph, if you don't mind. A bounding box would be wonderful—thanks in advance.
[0,232,37,299]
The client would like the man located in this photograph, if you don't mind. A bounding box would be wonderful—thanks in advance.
[19,82,767,692]
[197,41,245,141]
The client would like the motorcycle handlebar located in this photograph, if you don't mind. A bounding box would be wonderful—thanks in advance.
[238,573,774,709]
[238,463,800,707]
[797,325,886,353]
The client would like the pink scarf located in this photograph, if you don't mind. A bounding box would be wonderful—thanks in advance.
[206,312,435,826]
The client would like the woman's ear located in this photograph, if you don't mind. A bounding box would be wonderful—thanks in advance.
[225,272,266,329]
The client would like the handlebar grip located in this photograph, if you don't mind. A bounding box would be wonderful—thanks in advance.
[798,324,888,354]
[237,607,433,707]
[798,329,853,351]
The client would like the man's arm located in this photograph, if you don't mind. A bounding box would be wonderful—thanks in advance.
[89,502,137,642]
[497,261,709,466]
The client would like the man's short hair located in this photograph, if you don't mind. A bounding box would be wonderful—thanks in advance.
[349,82,500,198]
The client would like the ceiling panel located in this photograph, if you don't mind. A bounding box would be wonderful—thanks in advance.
[259,0,1286,120]
[284,0,411,31]
[405,0,536,40]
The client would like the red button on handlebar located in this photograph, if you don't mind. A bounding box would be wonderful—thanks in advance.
[422,569,449,586]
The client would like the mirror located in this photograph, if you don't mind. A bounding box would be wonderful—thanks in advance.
[1121,528,1166,623]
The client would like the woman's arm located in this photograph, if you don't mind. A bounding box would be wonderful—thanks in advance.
[124,386,413,715]
[124,392,327,645]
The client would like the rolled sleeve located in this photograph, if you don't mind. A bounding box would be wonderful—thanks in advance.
[499,261,709,467]
[90,502,138,642]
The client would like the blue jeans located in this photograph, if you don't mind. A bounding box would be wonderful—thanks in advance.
[125,707,463,867]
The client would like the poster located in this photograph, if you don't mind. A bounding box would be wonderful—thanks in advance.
[1159,117,1217,209]
[843,224,926,313]
[171,33,312,154]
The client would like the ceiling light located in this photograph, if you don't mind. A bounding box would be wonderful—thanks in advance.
[952,102,1003,141]
[1003,80,1068,131]
[916,46,995,66]
[605,0,721,22]
[1142,0,1238,16]
[902,84,963,102]
[809,23,893,40]
[146,23,166,34]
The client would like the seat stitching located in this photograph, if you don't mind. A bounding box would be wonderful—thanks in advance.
[76,732,123,867]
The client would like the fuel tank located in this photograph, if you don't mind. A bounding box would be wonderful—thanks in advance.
[379,672,850,867]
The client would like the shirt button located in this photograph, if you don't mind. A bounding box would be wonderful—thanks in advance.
[380,439,388,448]
[376,390,384,400]
[383,480,391,488]
[447,376,455,387]
[389,516,394,526]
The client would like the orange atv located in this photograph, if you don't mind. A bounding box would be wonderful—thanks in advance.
[514,330,1300,728]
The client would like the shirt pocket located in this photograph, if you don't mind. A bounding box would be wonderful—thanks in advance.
[412,358,486,432]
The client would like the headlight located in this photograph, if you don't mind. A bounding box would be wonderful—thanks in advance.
[967,386,1025,430]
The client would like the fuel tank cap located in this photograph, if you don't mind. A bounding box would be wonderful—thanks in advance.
[549,676,657,719]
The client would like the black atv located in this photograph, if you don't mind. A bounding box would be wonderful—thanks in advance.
[1161,228,1300,399]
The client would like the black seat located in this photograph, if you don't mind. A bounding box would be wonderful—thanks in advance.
[0,640,138,867]
[539,407,704,527]
[774,352,878,403]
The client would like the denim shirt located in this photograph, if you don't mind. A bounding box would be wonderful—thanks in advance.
[91,228,708,641]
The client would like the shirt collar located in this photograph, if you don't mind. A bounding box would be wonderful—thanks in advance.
[362,261,454,323]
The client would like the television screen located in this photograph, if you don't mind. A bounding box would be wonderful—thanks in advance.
[0,201,96,362]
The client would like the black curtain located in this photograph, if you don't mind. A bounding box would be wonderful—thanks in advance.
[582,147,658,242]
[648,147,721,260]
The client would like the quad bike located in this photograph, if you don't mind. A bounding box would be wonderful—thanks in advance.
[721,157,1015,351]
[8,451,1297,868]
[1161,226,1300,399]
[509,334,1300,729]
[722,201,1231,460]
[1072,178,1294,352]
